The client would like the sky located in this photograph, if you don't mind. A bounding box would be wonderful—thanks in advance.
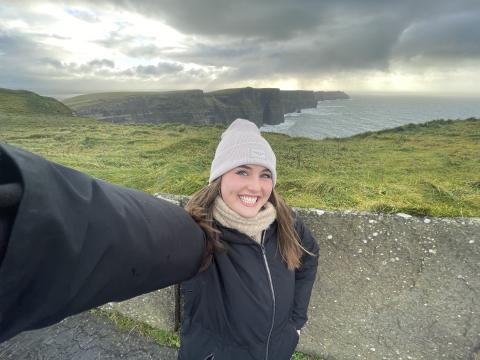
[1,0,479,96]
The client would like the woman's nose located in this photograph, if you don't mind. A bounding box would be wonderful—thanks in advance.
[246,177,261,192]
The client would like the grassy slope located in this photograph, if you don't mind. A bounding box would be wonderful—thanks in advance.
[63,90,203,109]
[1,111,478,217]
[0,88,72,115]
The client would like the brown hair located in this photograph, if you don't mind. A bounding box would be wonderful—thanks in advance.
[185,178,308,271]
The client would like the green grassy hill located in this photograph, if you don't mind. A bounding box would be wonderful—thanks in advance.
[1,89,478,217]
[0,88,72,115]
[63,90,203,109]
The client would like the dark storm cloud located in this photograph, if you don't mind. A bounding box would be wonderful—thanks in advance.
[84,0,480,75]
[394,12,480,61]
[78,0,437,40]
[162,14,407,83]
[89,0,324,41]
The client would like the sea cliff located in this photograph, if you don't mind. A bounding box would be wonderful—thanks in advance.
[64,87,349,126]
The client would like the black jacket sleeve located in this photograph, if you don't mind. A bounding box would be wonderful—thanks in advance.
[292,215,320,330]
[0,153,23,268]
[0,143,205,343]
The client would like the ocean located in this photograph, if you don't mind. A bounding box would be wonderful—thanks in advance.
[260,93,480,139]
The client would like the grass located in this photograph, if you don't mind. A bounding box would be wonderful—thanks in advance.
[63,89,203,109]
[1,112,479,217]
[90,308,324,359]
[0,88,72,115]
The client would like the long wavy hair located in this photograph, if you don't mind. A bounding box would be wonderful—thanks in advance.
[185,177,309,272]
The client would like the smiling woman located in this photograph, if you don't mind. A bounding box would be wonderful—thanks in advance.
[183,118,319,360]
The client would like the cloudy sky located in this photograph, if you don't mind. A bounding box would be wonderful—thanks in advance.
[1,0,479,96]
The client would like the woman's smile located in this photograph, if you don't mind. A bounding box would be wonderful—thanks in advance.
[221,164,273,218]
[239,195,259,206]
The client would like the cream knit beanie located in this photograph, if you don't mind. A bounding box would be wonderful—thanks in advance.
[209,119,277,185]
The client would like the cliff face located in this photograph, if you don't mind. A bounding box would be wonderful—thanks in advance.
[64,88,349,126]
[280,90,316,114]
[206,87,283,126]
[65,88,285,126]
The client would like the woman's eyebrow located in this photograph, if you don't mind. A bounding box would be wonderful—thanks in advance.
[235,165,270,174]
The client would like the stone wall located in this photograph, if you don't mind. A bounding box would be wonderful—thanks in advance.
[103,194,480,360]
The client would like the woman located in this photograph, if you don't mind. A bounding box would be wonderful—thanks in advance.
[180,119,319,359]
[0,119,318,360]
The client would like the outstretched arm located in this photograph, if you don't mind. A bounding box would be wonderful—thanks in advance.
[0,143,205,343]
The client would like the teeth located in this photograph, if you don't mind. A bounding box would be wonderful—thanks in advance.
[239,196,258,204]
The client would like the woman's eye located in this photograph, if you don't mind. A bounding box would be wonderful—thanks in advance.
[236,170,248,176]
[261,173,272,179]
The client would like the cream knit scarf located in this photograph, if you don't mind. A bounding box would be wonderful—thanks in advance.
[213,196,277,243]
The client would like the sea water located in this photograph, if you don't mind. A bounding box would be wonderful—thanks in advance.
[260,93,480,139]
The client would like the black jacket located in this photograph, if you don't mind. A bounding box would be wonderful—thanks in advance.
[0,143,319,360]
[0,143,205,342]
[179,219,319,360]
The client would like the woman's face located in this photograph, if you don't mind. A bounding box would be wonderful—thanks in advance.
[220,164,273,218]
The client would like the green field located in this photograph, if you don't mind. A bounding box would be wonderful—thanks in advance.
[1,109,478,217]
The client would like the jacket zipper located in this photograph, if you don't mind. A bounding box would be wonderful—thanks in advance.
[260,230,275,360]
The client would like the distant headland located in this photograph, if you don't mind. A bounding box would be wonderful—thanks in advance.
[62,87,350,126]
